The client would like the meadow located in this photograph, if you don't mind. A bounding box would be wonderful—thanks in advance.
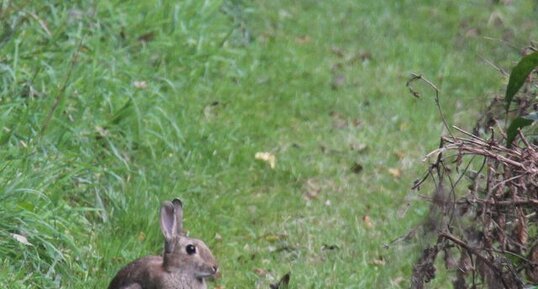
[1,0,537,288]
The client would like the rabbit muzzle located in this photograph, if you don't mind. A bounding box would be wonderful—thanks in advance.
[195,263,219,278]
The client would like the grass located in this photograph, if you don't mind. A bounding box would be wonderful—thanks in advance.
[0,0,537,288]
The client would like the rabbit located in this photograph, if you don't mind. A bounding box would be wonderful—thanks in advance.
[108,198,219,289]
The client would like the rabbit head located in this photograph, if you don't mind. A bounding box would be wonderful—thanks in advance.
[160,199,219,279]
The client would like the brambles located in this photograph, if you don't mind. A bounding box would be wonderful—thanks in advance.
[411,51,538,288]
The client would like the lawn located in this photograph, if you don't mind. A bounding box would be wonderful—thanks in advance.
[1,0,537,288]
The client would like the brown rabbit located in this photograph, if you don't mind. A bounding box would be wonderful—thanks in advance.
[108,199,218,289]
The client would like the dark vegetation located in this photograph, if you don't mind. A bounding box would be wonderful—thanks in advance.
[410,50,538,289]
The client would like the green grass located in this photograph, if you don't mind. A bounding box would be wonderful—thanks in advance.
[0,0,537,288]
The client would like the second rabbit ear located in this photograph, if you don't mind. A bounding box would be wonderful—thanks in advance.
[160,201,177,241]
[172,198,184,235]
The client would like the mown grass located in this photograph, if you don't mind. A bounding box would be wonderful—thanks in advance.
[1,0,537,288]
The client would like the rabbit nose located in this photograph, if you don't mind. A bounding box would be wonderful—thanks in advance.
[212,265,219,273]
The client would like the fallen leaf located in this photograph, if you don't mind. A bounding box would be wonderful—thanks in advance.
[254,268,268,277]
[138,231,146,241]
[95,126,109,138]
[262,233,288,243]
[348,51,372,64]
[203,101,220,119]
[215,233,222,241]
[330,111,347,128]
[363,215,373,228]
[350,142,367,152]
[138,31,155,43]
[388,168,401,178]
[515,208,528,246]
[394,151,406,160]
[465,28,480,38]
[391,276,405,286]
[11,233,32,246]
[303,178,321,200]
[357,51,372,62]
[330,46,345,57]
[295,35,311,44]
[371,256,385,266]
[255,152,276,169]
[488,11,504,27]
[133,80,147,89]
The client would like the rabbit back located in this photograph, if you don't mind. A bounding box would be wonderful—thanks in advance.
[108,256,164,289]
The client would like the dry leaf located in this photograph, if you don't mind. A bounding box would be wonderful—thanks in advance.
[95,126,109,138]
[303,178,321,200]
[138,231,146,241]
[295,35,311,44]
[394,150,406,160]
[262,233,287,243]
[330,111,347,128]
[371,257,385,266]
[515,209,528,246]
[388,168,401,178]
[255,152,276,169]
[138,31,155,43]
[11,233,32,246]
[363,215,373,228]
[350,142,367,152]
[133,80,147,89]
[391,276,405,286]
[254,268,268,277]
[215,233,222,241]
[330,46,345,57]
[203,101,220,119]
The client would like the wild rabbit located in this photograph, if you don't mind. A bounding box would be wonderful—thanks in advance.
[108,198,218,289]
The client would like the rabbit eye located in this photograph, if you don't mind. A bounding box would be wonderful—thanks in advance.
[186,244,196,255]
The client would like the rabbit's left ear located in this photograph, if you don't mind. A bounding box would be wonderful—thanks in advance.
[160,201,177,241]
[172,198,184,235]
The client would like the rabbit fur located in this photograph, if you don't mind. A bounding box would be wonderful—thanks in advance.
[108,199,218,289]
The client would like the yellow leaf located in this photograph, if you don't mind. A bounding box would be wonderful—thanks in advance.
[255,152,276,169]
[138,231,146,241]
[388,168,401,178]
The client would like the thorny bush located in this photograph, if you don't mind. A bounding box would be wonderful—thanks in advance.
[409,50,538,289]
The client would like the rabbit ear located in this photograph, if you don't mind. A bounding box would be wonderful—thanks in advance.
[172,198,184,235]
[160,201,177,241]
